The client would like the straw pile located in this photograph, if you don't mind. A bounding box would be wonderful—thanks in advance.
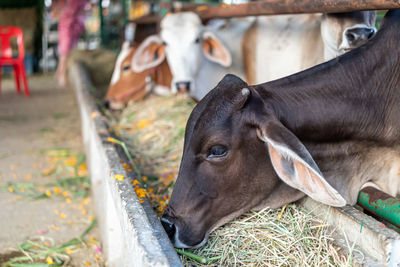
[118,94,195,176]
[115,94,356,266]
[180,204,357,266]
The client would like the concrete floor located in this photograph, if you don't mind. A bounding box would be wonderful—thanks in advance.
[0,73,104,266]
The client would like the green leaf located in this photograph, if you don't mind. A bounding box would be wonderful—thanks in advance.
[80,219,97,239]
[9,264,50,267]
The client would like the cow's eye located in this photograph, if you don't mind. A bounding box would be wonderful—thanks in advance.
[122,65,130,71]
[194,37,200,44]
[162,41,167,46]
[207,145,227,159]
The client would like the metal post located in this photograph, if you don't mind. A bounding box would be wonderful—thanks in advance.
[193,0,400,19]
[99,0,105,46]
[123,0,131,24]
[357,186,400,228]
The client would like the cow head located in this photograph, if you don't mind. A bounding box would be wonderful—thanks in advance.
[132,12,232,96]
[161,74,346,248]
[321,11,376,60]
[105,41,172,110]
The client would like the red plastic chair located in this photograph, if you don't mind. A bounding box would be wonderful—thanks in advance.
[0,26,29,97]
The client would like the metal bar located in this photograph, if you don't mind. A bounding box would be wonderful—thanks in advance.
[357,186,400,228]
[193,0,400,19]
[99,0,105,46]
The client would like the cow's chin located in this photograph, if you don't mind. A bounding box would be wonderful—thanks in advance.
[172,227,210,248]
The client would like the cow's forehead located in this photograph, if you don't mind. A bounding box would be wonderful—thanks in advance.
[110,45,133,85]
[161,12,201,29]
[161,12,202,42]
[190,86,240,132]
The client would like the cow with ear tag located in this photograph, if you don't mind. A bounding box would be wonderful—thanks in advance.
[161,10,400,249]
[131,12,252,101]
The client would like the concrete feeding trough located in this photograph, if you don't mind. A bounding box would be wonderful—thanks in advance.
[68,60,182,267]
[69,58,400,266]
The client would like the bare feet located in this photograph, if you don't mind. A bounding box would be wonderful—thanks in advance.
[55,54,68,87]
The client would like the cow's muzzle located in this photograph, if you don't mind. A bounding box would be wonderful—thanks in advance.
[161,212,208,248]
[103,99,125,110]
[175,81,191,93]
[104,99,110,109]
[345,27,376,47]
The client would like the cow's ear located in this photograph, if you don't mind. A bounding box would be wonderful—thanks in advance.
[256,118,346,207]
[202,31,232,67]
[132,35,166,73]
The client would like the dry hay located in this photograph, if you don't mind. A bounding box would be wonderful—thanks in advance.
[180,204,359,266]
[115,94,356,266]
[118,94,195,177]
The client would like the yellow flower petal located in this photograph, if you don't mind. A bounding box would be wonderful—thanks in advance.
[53,187,61,194]
[42,166,56,176]
[113,174,124,181]
[64,156,77,167]
[107,137,117,144]
[91,112,99,118]
[137,119,149,129]
[46,256,54,264]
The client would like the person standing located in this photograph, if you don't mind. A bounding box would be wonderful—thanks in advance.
[55,0,87,86]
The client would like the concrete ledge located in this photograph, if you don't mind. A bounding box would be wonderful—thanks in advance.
[68,61,182,267]
[300,198,400,266]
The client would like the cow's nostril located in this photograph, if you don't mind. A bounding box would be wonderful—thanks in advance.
[346,27,375,46]
[345,31,356,43]
[365,28,375,39]
[104,99,110,109]
[161,216,176,241]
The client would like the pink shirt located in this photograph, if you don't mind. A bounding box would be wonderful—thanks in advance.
[58,0,87,55]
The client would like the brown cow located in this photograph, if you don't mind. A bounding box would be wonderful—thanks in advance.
[161,10,400,251]
[105,41,172,110]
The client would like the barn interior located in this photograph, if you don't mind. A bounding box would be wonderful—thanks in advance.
[0,1,399,266]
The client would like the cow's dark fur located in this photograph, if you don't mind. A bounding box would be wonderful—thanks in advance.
[162,10,400,248]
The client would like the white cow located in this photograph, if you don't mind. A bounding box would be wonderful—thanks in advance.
[244,11,376,84]
[132,11,376,101]
[132,12,253,101]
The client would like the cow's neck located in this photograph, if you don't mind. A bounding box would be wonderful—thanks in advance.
[255,17,400,144]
